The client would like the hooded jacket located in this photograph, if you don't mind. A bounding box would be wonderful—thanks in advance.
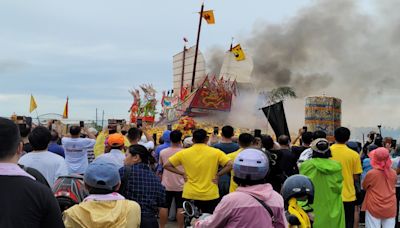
[63,197,141,228]
[194,183,286,228]
[300,158,345,228]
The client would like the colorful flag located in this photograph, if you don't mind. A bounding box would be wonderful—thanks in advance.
[29,95,37,113]
[231,44,246,61]
[63,97,69,119]
[202,10,215,24]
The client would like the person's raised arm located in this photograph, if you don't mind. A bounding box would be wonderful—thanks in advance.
[292,128,304,146]
[82,127,96,139]
[141,124,154,143]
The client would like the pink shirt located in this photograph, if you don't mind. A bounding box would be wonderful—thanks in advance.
[160,147,185,192]
[195,183,286,228]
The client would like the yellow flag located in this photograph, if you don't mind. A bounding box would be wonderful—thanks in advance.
[231,44,246,61]
[62,97,69,119]
[202,10,215,24]
[29,95,37,113]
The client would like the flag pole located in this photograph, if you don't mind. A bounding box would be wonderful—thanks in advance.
[191,3,205,92]
[35,109,41,126]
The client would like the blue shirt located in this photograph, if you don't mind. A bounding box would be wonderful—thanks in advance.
[48,142,65,158]
[119,163,166,216]
[212,142,240,154]
[156,143,171,162]
[155,142,171,172]
[213,142,239,183]
[361,158,372,184]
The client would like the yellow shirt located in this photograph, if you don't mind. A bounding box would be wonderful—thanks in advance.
[168,143,231,200]
[227,149,243,193]
[330,143,362,202]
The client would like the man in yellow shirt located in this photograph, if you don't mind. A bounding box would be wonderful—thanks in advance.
[330,127,362,228]
[227,133,255,192]
[164,129,233,213]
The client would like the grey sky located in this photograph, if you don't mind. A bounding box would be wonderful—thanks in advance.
[0,0,310,119]
[2,0,398,130]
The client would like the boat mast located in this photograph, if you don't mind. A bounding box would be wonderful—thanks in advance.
[180,39,187,94]
[191,3,204,92]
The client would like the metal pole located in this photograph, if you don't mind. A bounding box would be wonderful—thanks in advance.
[35,109,41,126]
[95,108,98,127]
[191,3,204,92]
[362,133,365,146]
[101,110,105,128]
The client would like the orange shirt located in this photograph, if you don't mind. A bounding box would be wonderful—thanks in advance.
[361,168,397,218]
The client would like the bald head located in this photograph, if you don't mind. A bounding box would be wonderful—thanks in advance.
[278,135,290,146]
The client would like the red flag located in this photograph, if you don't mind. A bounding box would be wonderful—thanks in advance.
[180,85,189,101]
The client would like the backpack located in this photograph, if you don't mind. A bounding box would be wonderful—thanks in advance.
[264,150,287,192]
[52,175,89,211]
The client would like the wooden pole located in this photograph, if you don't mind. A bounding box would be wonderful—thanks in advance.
[191,3,204,92]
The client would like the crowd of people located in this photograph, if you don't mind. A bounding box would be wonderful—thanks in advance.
[0,116,400,228]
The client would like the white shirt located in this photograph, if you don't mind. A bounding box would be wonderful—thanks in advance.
[139,141,155,150]
[297,148,313,168]
[62,137,96,174]
[18,150,68,186]
[96,149,125,168]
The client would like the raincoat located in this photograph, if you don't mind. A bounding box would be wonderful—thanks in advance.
[63,193,141,228]
[300,158,345,228]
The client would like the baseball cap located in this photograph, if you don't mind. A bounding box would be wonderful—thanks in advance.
[311,138,330,154]
[84,159,121,190]
[108,133,125,147]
